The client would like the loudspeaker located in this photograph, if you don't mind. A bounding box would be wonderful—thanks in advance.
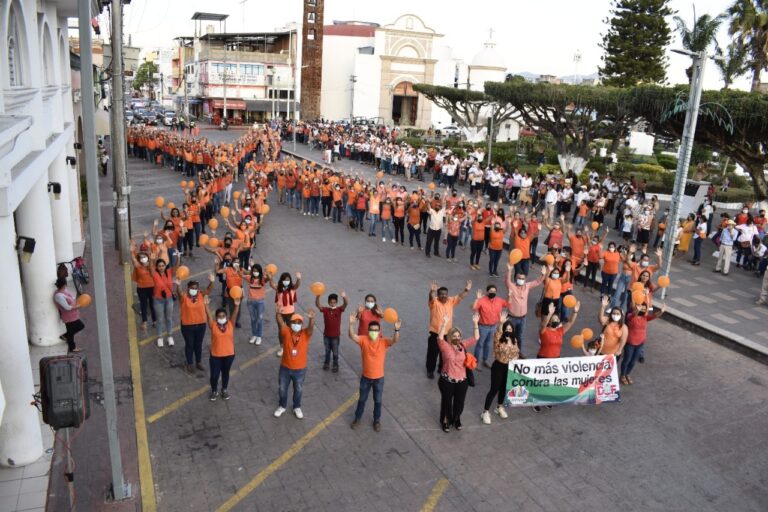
[39,355,90,430]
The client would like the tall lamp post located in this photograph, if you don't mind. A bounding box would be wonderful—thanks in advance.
[660,49,706,299]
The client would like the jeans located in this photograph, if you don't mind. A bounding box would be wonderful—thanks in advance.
[278,366,307,409]
[368,214,380,235]
[600,272,617,297]
[484,360,508,410]
[611,273,631,310]
[355,209,365,231]
[332,204,343,223]
[310,196,320,215]
[584,262,599,290]
[693,237,703,263]
[354,376,385,422]
[488,249,502,275]
[323,336,340,366]
[425,228,442,256]
[446,234,459,259]
[438,376,469,426]
[193,222,202,246]
[474,324,496,362]
[426,331,442,374]
[381,219,393,240]
[210,354,235,392]
[408,224,421,248]
[181,323,206,364]
[137,286,156,323]
[470,240,483,265]
[514,258,531,277]
[247,299,265,337]
[620,343,643,377]
[154,297,174,336]
[508,316,526,352]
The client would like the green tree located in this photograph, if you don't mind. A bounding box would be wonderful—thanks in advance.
[714,40,750,89]
[599,0,674,87]
[727,0,768,92]
[132,61,158,92]
[673,10,725,81]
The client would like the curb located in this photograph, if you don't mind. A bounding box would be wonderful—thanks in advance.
[280,147,768,365]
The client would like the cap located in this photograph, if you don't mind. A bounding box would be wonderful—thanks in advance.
[290,314,304,323]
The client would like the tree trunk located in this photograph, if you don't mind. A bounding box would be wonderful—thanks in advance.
[557,154,587,174]
[747,162,768,202]
[750,65,762,92]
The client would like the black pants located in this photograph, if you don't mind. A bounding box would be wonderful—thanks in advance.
[210,354,235,392]
[438,377,469,426]
[63,319,85,351]
[425,228,442,256]
[408,224,422,248]
[484,360,508,410]
[420,212,429,233]
[470,240,483,265]
[321,196,332,217]
[137,286,156,323]
[446,234,459,259]
[584,261,599,289]
[181,323,206,364]
[426,331,442,374]
[394,218,405,244]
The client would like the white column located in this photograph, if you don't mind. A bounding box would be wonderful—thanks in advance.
[49,151,74,262]
[0,215,44,467]
[67,139,84,247]
[16,175,63,347]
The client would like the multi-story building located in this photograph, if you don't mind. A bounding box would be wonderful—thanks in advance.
[301,0,324,120]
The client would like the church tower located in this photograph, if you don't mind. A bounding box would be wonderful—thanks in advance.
[300,0,324,120]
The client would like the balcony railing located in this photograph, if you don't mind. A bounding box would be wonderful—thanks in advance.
[203,73,294,87]
[198,48,290,65]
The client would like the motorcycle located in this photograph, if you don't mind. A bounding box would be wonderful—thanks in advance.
[220,119,229,131]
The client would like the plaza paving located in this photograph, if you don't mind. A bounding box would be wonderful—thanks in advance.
[49,128,768,511]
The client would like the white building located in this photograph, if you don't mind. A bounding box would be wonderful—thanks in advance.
[0,0,85,467]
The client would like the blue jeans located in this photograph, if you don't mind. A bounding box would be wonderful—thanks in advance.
[247,299,265,337]
[600,272,617,297]
[488,249,502,275]
[514,258,531,277]
[311,196,320,215]
[611,273,631,310]
[693,237,703,262]
[210,354,235,392]
[368,214,380,235]
[381,219,393,240]
[508,316,526,352]
[181,323,206,364]
[620,343,643,376]
[278,366,307,409]
[474,324,496,362]
[355,210,365,230]
[323,336,340,366]
[154,297,174,336]
[354,376,384,422]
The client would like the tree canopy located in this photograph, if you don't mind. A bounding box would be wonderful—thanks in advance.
[599,0,674,87]
[727,0,768,92]
[133,61,158,92]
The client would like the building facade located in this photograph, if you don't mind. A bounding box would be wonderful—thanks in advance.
[300,0,324,120]
[0,0,86,468]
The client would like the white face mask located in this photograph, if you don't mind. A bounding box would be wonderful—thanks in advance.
[252,272,260,278]
[611,314,622,322]
[155,239,163,244]
[139,257,148,264]
[189,289,199,296]
[516,279,525,286]
[217,317,227,325]
[282,280,291,287]
[290,323,302,333]
[365,301,375,309]
[244,207,251,212]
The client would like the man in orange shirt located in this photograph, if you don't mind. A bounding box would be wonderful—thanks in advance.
[426,279,472,379]
[274,310,315,419]
[348,315,401,431]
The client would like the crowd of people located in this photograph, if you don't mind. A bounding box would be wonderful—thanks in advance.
[110,121,768,432]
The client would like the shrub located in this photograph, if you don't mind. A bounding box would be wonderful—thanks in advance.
[539,164,562,174]
[635,163,665,175]
[715,188,755,203]
[656,154,678,170]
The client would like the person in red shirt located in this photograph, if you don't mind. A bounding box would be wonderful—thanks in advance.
[472,286,510,367]
[620,302,666,384]
[535,300,580,412]
[316,291,349,372]
[347,315,402,432]
[203,294,241,401]
[274,310,316,419]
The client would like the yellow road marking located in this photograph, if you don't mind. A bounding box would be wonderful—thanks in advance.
[146,346,278,424]
[215,391,359,512]
[420,478,450,512]
[123,264,157,512]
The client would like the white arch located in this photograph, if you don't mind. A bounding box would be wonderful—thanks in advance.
[3,0,30,88]
[58,32,69,86]
[39,20,55,85]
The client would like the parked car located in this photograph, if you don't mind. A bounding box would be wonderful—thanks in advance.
[124,110,134,124]
[440,125,461,137]
[163,111,176,127]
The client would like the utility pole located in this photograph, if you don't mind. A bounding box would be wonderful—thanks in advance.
[661,50,706,299]
[487,103,495,168]
[78,0,129,501]
[222,24,228,121]
[350,74,357,119]
[290,27,297,151]
[110,0,131,263]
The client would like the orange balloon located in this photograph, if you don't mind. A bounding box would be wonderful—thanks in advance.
[657,275,670,288]
[181,180,188,188]
[563,295,577,308]
[543,254,555,266]
[167,202,175,210]
[353,183,362,192]
[76,293,92,308]
[220,206,230,218]
[175,265,190,280]
[570,335,584,349]
[198,234,210,246]
[155,196,165,208]
[208,237,220,248]
[581,327,594,340]
[383,307,398,323]
[508,248,523,265]
[309,282,326,296]
[229,285,243,299]
[377,171,384,179]
[188,182,197,189]
[261,204,270,215]
[265,263,278,276]
[233,190,241,200]
[632,290,646,305]
[591,221,599,231]
[208,218,219,230]
[631,282,644,292]
[428,182,436,190]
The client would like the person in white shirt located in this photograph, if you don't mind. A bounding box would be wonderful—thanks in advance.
[691,218,708,265]
[544,185,558,221]
[425,196,446,258]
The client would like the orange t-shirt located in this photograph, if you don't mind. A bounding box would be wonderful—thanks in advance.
[355,335,390,379]
[514,236,531,259]
[209,320,235,357]
[133,265,154,288]
[180,294,206,325]
[544,277,562,299]
[472,220,485,241]
[428,295,462,333]
[279,326,310,370]
[489,229,505,251]
[602,251,621,275]
[601,322,624,355]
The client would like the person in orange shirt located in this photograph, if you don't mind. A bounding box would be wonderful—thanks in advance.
[331,183,344,224]
[129,241,157,331]
[347,315,402,431]
[469,211,486,270]
[393,197,406,245]
[535,301,580,412]
[175,274,215,373]
[600,240,621,298]
[488,221,505,276]
[274,310,316,419]
[407,198,423,249]
[426,280,472,379]
[203,293,241,401]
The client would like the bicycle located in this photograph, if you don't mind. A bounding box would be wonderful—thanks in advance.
[56,256,90,296]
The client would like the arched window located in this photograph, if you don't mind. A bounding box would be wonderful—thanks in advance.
[7,4,24,86]
[42,27,54,85]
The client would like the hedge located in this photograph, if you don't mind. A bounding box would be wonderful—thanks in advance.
[655,154,678,170]
[714,188,755,203]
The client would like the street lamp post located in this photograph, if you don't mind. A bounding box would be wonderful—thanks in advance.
[661,49,706,299]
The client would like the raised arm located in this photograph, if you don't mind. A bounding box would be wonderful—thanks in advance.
[348,314,361,344]
[305,309,315,337]
[388,318,402,347]
[598,295,609,326]
[562,300,581,334]
[457,280,472,301]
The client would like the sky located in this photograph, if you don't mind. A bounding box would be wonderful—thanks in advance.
[115,0,749,91]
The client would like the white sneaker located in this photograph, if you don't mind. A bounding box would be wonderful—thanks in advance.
[167,336,175,347]
[274,406,286,418]
[157,337,164,347]
[249,336,257,344]
[392,239,396,244]
[255,337,262,346]
[495,406,508,419]
[293,407,304,419]
[382,237,386,242]
[481,410,491,424]
[277,347,283,357]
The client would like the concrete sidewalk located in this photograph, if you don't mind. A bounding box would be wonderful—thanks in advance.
[281,142,768,362]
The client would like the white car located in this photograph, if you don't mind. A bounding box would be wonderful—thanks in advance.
[441,125,461,137]
[163,111,176,126]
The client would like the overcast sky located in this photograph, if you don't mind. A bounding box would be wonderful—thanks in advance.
[116,0,748,91]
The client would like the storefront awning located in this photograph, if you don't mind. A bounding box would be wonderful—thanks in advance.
[211,99,246,110]
[245,99,301,113]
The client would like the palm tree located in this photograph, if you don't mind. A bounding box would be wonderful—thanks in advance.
[728,0,768,92]
[673,10,725,81]
[714,40,751,89]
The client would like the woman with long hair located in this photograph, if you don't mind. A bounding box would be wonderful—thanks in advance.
[268,271,302,356]
[481,313,520,425]
[597,296,629,358]
[242,263,267,345]
[436,313,480,432]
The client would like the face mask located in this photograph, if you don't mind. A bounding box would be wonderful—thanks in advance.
[368,331,380,341]
[549,321,560,328]
[502,333,514,343]
[224,260,232,267]
[217,317,227,325]
[225,242,232,248]
[244,207,251,212]
[282,280,291,287]
[139,257,148,264]
[551,273,560,280]
[609,247,616,252]
[155,239,163,244]
[742,209,748,214]
[516,279,525,286]
[290,323,302,333]
[611,314,622,322]
[165,227,173,232]
[329,304,337,310]
[245,219,252,224]
[641,261,649,267]
[189,289,199,296]
[365,301,375,309]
